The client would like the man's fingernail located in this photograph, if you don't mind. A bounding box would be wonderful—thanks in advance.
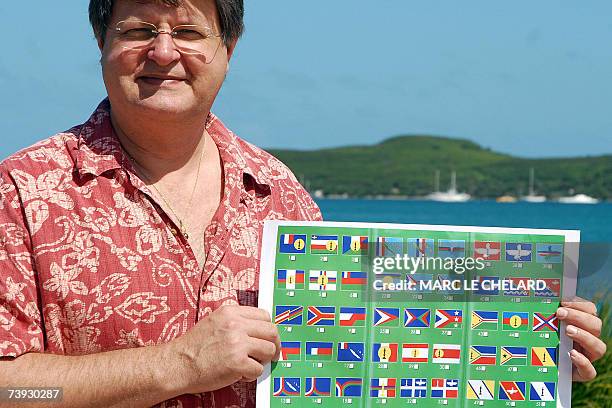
[557,308,569,318]
[567,325,578,335]
[569,349,578,359]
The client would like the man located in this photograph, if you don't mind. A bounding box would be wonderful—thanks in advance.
[0,1,606,407]
[0,0,320,407]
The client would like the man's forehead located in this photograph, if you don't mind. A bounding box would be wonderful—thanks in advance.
[113,0,218,24]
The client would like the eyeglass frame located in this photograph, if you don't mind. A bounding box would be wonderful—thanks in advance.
[110,20,223,55]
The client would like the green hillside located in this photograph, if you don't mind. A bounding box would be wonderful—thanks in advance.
[269,136,612,199]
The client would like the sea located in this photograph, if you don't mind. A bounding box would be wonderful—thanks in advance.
[316,199,612,300]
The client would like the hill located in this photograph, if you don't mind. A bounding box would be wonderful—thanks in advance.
[268,136,612,199]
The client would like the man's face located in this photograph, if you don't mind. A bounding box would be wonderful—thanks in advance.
[100,0,234,119]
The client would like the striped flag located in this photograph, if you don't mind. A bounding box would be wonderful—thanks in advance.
[342,235,369,254]
[277,269,304,290]
[370,378,396,398]
[310,235,338,254]
[274,305,303,325]
[500,346,528,366]
[339,307,366,327]
[335,378,362,397]
[469,345,497,365]
[499,381,526,401]
[531,347,558,367]
[308,270,337,291]
[432,344,461,364]
[372,343,399,363]
[278,234,306,254]
[431,379,459,399]
[305,342,333,361]
[273,377,301,397]
[402,343,429,363]
[340,271,367,290]
[502,311,529,331]
[471,310,498,330]
[280,341,301,361]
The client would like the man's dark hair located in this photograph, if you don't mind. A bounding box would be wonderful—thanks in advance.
[88,0,244,47]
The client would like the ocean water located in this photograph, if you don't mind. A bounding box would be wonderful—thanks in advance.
[317,199,612,299]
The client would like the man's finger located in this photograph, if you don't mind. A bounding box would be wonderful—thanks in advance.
[556,307,602,337]
[236,306,272,322]
[569,349,597,382]
[566,324,607,362]
[560,297,598,316]
[245,337,278,365]
[238,357,265,382]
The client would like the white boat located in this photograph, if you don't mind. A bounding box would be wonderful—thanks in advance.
[426,171,471,202]
[558,194,599,204]
[520,168,546,203]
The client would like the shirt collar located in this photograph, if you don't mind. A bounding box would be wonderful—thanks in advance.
[71,99,271,188]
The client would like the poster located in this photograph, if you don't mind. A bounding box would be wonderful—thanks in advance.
[257,221,579,408]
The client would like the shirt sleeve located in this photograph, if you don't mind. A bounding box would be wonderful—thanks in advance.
[0,165,44,358]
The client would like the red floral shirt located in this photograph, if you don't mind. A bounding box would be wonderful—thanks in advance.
[0,99,322,407]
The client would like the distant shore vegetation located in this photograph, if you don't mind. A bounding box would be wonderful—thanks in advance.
[269,136,612,201]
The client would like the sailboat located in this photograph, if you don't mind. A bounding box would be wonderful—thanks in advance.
[426,170,471,202]
[558,193,599,204]
[520,168,546,203]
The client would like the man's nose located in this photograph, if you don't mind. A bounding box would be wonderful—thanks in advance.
[147,33,181,66]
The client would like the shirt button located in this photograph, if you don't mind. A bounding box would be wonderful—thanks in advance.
[170,228,178,235]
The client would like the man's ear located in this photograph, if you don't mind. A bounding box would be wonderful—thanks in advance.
[225,38,238,63]
[97,35,105,52]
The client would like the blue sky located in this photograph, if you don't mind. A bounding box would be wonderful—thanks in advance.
[1,0,611,159]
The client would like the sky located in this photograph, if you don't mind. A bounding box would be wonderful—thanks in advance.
[1,0,611,159]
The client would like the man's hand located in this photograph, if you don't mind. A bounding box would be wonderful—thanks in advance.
[556,296,607,382]
[168,305,280,394]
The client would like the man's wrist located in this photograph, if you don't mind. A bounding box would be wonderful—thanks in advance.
[148,342,193,398]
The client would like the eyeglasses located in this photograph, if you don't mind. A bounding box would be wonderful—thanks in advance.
[113,20,222,56]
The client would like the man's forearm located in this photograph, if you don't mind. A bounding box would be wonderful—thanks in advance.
[0,343,186,408]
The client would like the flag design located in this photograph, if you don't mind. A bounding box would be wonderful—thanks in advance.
[305,377,331,397]
[435,309,463,329]
[405,274,433,293]
[471,310,499,330]
[469,345,497,365]
[499,381,526,401]
[431,379,459,399]
[500,346,528,366]
[278,234,306,254]
[342,235,369,254]
[531,347,558,367]
[529,382,556,401]
[310,235,338,254]
[467,380,495,400]
[280,341,301,361]
[400,378,427,398]
[370,378,396,398]
[404,308,431,328]
[503,277,531,297]
[372,343,399,363]
[436,274,464,294]
[505,242,532,262]
[535,278,561,298]
[536,243,563,264]
[274,305,303,325]
[402,343,429,363]
[473,241,501,260]
[474,276,500,296]
[340,271,367,290]
[277,269,304,290]
[532,312,559,332]
[437,239,466,258]
[432,344,461,364]
[308,270,337,291]
[337,342,364,362]
[502,311,529,331]
[273,377,301,397]
[335,378,362,397]
[407,238,434,258]
[339,307,366,327]
[373,307,400,327]
[375,237,403,257]
[307,306,335,326]
[376,272,403,289]
[305,342,333,361]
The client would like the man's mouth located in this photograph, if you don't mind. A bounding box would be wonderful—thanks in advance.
[137,75,187,86]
